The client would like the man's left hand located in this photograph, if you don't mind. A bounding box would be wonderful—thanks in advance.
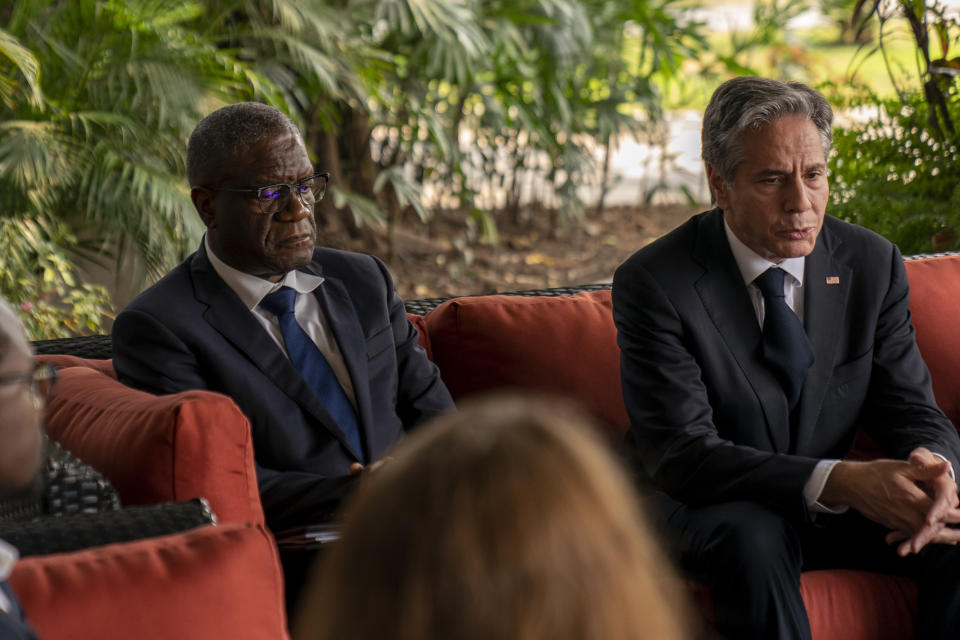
[887,447,960,556]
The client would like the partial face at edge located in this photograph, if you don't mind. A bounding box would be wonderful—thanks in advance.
[708,115,828,263]
[198,131,318,282]
[0,324,45,493]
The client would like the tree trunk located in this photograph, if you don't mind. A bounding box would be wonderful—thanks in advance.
[310,122,359,238]
[506,163,521,226]
[337,104,381,239]
[595,133,612,217]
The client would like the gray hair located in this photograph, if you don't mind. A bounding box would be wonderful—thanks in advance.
[186,102,302,187]
[701,77,833,184]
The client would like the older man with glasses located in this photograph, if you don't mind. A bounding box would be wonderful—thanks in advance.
[0,298,50,640]
[111,103,454,602]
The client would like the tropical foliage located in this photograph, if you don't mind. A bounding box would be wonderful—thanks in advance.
[828,0,960,254]
[1,0,248,337]
[9,0,952,338]
[2,0,706,338]
[830,94,960,253]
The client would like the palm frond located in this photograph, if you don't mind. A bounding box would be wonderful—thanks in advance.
[0,28,43,108]
[330,187,387,227]
[0,119,74,213]
[374,164,431,223]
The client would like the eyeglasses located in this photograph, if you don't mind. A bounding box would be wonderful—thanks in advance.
[205,171,330,216]
[0,363,57,402]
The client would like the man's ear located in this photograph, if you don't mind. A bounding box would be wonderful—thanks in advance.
[705,164,729,210]
[191,187,217,229]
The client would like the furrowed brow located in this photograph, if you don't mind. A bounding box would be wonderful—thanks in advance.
[753,169,787,179]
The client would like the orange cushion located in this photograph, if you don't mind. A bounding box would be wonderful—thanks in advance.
[905,255,960,430]
[44,367,264,525]
[36,354,116,378]
[424,291,627,442]
[801,570,916,640]
[690,570,916,639]
[9,522,289,640]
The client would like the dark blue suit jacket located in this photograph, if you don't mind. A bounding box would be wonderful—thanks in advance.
[613,210,960,523]
[112,243,453,530]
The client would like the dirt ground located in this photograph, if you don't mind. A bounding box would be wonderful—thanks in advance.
[323,203,703,301]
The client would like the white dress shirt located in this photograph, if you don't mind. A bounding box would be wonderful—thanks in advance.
[723,221,845,514]
[0,538,16,615]
[204,236,358,410]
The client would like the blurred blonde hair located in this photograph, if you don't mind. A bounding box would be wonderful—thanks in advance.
[295,393,694,640]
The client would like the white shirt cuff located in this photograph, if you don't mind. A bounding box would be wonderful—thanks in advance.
[931,452,956,481]
[805,459,849,514]
[805,453,955,517]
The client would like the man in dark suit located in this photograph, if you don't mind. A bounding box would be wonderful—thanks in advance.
[613,77,960,638]
[112,103,453,535]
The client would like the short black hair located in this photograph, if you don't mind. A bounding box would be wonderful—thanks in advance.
[186,102,302,187]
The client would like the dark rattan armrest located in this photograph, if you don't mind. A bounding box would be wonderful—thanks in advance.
[32,334,112,359]
[0,498,216,557]
[403,282,613,315]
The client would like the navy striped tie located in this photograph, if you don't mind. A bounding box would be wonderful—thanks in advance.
[260,287,364,461]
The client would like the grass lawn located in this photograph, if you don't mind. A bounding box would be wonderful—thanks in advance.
[633,15,952,111]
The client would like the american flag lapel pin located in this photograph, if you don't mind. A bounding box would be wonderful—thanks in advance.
[826,276,840,285]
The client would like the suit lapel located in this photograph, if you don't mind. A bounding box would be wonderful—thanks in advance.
[190,245,359,457]
[694,211,792,452]
[793,226,850,454]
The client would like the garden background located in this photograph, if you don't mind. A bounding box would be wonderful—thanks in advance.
[1,0,958,339]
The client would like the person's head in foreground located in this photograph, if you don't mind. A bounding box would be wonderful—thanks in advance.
[295,394,694,640]
[702,76,833,264]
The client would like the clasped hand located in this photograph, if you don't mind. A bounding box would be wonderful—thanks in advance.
[824,447,960,556]
[349,457,392,476]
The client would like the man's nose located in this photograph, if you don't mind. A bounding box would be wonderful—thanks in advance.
[783,177,812,213]
[276,190,312,221]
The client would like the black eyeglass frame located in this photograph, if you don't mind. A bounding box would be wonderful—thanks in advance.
[199,171,330,215]
[0,362,58,400]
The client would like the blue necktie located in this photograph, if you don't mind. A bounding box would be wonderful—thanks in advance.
[260,287,364,461]
[754,268,814,410]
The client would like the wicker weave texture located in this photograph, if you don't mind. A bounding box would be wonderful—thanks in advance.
[0,498,216,557]
[32,334,112,359]
[402,282,612,315]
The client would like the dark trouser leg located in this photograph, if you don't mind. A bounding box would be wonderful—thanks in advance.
[667,500,811,640]
[798,510,960,639]
[279,547,324,623]
[915,541,960,638]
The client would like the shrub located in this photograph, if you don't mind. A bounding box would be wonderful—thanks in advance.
[829,94,960,254]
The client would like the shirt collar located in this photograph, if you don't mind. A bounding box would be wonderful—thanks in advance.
[204,235,324,310]
[0,538,17,583]
[723,216,805,287]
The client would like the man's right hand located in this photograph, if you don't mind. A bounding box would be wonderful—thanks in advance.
[349,457,393,476]
[821,453,960,555]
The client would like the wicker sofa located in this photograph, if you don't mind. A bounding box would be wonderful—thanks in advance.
[27,251,960,639]
[10,353,287,639]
